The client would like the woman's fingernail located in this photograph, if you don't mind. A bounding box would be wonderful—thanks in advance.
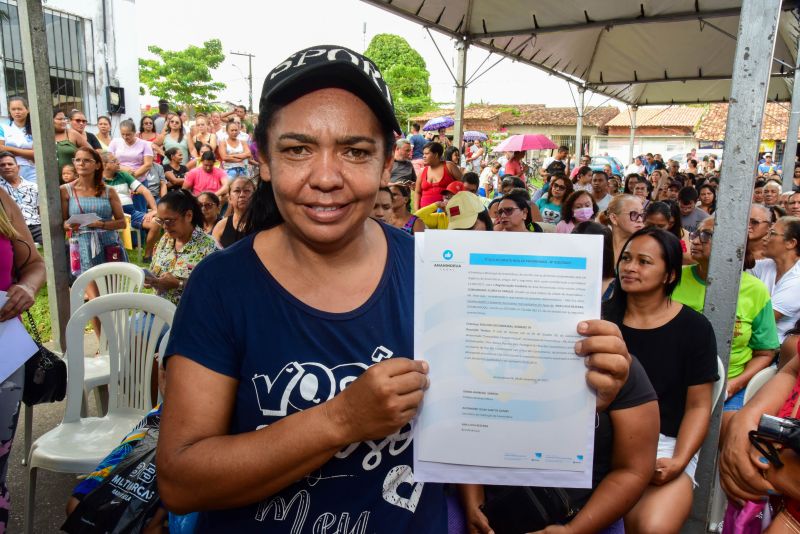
[767,489,780,496]
[759,457,770,464]
[574,341,583,354]
[577,321,588,332]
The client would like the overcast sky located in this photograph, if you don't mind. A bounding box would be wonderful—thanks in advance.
[135,0,619,111]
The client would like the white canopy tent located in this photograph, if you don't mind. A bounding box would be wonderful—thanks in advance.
[362,1,797,532]
[361,0,799,105]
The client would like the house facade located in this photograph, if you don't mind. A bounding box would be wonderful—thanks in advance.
[0,0,141,134]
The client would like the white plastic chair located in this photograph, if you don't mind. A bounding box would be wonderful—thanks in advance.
[743,366,778,404]
[21,263,144,466]
[712,356,726,407]
[24,293,174,534]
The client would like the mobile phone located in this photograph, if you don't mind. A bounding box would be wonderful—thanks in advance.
[143,268,157,280]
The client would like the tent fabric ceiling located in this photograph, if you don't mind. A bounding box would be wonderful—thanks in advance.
[362,0,800,105]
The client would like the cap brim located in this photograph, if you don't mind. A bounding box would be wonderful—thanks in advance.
[448,213,479,230]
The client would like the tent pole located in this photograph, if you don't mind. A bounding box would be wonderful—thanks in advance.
[684,0,782,531]
[781,39,800,191]
[628,105,637,166]
[453,39,468,154]
[575,86,585,157]
[18,0,70,351]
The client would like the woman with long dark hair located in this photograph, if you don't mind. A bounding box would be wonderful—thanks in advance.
[213,177,255,247]
[605,227,718,533]
[414,141,462,210]
[535,173,573,224]
[0,96,36,181]
[155,113,196,169]
[697,183,716,215]
[556,190,597,233]
[157,45,634,531]
[388,181,425,234]
[54,109,89,174]
[495,189,543,232]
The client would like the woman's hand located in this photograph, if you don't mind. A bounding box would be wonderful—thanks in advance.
[146,273,179,292]
[651,457,685,486]
[0,283,36,321]
[64,221,80,232]
[575,320,631,412]
[766,448,800,500]
[530,525,572,534]
[464,503,494,534]
[719,410,776,503]
[328,358,428,443]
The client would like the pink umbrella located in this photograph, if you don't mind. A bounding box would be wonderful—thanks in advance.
[493,134,558,152]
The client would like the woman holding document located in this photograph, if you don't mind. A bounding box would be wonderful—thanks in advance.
[157,45,642,533]
[605,227,718,533]
[0,187,45,530]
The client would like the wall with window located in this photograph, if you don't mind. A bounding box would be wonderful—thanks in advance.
[0,0,140,134]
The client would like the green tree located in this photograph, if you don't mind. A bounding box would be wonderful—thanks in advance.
[139,39,226,110]
[365,34,435,126]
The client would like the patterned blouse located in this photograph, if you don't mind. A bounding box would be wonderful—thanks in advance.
[150,226,216,304]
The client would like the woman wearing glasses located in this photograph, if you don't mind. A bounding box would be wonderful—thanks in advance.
[145,189,216,305]
[69,109,102,150]
[155,113,197,170]
[495,189,543,232]
[197,192,221,235]
[535,174,573,224]
[213,177,255,247]
[54,109,90,175]
[672,217,779,412]
[601,194,645,262]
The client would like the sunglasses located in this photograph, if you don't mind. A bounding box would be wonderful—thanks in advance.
[689,230,714,243]
[72,118,87,124]
[627,211,645,222]
[748,218,770,227]
[496,207,521,217]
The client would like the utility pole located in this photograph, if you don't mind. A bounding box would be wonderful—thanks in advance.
[230,50,255,113]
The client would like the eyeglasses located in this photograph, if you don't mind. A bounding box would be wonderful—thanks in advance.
[689,230,714,243]
[627,211,645,222]
[72,118,87,124]
[748,218,770,227]
[154,216,179,226]
[496,207,521,217]
[198,203,217,210]
[767,229,784,239]
[230,189,252,196]
[72,158,95,165]
[551,183,566,191]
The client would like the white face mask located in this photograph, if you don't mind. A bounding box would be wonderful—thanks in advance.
[574,207,594,222]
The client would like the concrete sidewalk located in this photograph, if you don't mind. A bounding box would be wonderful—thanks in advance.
[8,334,103,533]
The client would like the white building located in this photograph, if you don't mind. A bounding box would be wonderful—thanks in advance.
[0,0,140,133]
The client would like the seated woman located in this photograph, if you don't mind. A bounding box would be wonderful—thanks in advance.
[494,189,543,233]
[645,201,691,264]
[146,190,217,306]
[556,190,597,233]
[198,192,221,235]
[212,177,255,248]
[461,327,659,533]
[162,147,189,191]
[388,180,425,234]
[370,186,393,224]
[604,227,719,533]
[719,350,800,533]
[672,217,779,413]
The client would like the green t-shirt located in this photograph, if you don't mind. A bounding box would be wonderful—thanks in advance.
[671,265,779,379]
[103,171,141,206]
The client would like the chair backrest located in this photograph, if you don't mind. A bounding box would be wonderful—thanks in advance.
[69,263,145,314]
[743,366,778,404]
[712,356,726,409]
[64,293,176,423]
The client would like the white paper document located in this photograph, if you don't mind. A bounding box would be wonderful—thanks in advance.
[65,213,101,227]
[0,291,38,383]
[413,231,603,487]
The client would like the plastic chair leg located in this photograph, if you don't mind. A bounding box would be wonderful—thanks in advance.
[94,386,109,416]
[709,472,727,532]
[24,466,37,534]
[21,403,32,466]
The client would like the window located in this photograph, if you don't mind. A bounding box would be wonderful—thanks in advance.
[0,2,96,117]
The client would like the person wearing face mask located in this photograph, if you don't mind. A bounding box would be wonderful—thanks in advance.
[556,190,597,233]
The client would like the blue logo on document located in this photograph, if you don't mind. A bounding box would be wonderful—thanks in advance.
[534,452,542,459]
[576,455,584,461]
[442,249,454,261]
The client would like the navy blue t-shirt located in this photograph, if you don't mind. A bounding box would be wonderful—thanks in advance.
[165,224,446,533]
[409,133,426,160]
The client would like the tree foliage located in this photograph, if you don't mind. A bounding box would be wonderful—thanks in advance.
[139,39,226,110]
[365,34,435,127]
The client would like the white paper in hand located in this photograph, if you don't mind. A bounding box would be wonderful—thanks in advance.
[65,213,101,227]
[0,290,38,383]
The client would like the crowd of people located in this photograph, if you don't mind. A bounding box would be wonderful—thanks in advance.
[0,43,799,533]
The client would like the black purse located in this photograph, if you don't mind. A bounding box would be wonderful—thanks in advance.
[480,486,582,534]
[23,310,67,406]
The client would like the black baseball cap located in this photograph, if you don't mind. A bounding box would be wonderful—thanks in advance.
[259,45,401,135]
